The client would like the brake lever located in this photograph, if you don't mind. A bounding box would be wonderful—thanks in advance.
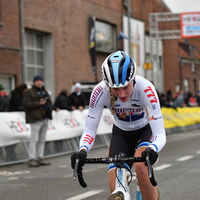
[73,158,79,181]
[145,152,152,178]
[145,152,157,186]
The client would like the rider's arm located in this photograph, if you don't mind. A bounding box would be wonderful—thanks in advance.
[79,82,110,153]
[140,81,166,152]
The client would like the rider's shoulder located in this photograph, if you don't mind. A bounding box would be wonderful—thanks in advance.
[92,81,109,93]
[135,76,155,90]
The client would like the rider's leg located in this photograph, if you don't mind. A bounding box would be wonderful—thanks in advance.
[134,146,158,200]
[108,168,116,193]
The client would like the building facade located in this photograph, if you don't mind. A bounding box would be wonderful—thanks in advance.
[0,0,200,102]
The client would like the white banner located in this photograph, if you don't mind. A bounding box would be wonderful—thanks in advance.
[180,12,200,38]
[0,109,113,147]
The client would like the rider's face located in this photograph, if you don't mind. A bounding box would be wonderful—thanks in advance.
[111,81,134,102]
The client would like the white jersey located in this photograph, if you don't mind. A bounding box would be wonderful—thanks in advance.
[80,76,166,153]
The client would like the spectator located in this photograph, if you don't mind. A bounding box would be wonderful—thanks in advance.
[195,91,200,106]
[0,85,7,97]
[166,89,174,106]
[158,93,168,107]
[23,75,53,167]
[9,83,27,111]
[68,82,85,111]
[173,89,187,108]
[187,92,198,107]
[3,83,28,161]
[53,88,73,153]
[54,89,73,111]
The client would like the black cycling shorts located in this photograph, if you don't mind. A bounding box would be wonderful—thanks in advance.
[108,124,153,168]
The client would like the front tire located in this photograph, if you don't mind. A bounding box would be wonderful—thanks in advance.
[107,192,124,200]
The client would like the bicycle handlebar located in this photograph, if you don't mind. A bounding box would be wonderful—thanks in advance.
[73,154,157,188]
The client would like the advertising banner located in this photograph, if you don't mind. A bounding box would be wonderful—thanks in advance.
[1,107,200,147]
[180,12,200,38]
[0,109,114,147]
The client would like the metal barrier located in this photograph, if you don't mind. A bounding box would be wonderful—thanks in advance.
[0,134,112,167]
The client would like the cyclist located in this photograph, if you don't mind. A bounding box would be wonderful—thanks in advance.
[71,50,166,200]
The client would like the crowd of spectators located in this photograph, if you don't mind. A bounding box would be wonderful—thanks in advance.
[0,79,85,164]
[1,82,200,112]
[0,81,85,113]
[158,89,200,109]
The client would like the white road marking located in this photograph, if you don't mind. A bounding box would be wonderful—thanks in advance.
[59,165,67,168]
[0,171,30,176]
[154,164,172,171]
[66,189,104,200]
[177,155,193,162]
[197,151,200,154]
[8,177,19,180]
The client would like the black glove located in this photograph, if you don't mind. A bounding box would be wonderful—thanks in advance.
[71,150,87,170]
[142,147,158,165]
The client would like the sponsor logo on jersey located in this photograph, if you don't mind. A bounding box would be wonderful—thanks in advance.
[131,98,139,101]
[90,85,103,108]
[83,134,94,145]
[150,135,156,143]
[144,86,158,104]
[152,104,156,110]
[115,108,143,113]
[87,115,95,119]
[115,108,144,122]
[131,103,140,107]
[115,104,120,107]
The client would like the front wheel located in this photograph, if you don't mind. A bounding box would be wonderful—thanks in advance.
[107,192,124,200]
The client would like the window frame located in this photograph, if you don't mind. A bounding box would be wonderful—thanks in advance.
[25,30,45,85]
[95,19,117,53]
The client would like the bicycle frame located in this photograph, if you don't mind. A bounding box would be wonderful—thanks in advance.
[108,164,142,200]
[111,166,132,200]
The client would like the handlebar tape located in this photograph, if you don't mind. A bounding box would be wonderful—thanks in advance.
[77,169,87,188]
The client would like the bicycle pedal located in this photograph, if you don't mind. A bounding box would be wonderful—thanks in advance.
[107,192,124,200]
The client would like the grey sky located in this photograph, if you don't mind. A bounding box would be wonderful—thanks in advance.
[163,0,200,13]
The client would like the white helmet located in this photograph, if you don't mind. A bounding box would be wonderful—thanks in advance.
[101,51,136,88]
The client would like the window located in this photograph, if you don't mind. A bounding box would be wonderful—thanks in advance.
[25,31,45,83]
[0,75,14,94]
[95,20,116,52]
[184,78,189,93]
[25,30,55,100]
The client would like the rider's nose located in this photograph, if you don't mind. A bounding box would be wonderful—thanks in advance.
[118,89,126,97]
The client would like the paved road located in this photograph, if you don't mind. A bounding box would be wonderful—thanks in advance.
[0,130,200,200]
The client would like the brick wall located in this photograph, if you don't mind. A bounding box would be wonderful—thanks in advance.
[0,0,21,85]
[1,0,200,99]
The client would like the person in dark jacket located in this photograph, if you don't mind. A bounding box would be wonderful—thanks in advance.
[3,83,27,161]
[68,83,85,111]
[54,89,72,111]
[9,83,27,111]
[23,75,53,167]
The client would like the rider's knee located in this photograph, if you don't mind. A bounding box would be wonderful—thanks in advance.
[134,162,148,179]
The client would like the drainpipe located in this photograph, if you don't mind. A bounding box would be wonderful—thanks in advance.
[123,0,132,55]
[19,0,25,83]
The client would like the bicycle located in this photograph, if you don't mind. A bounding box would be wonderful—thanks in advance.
[73,148,159,200]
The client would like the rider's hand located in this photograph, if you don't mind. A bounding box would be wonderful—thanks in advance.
[71,150,87,170]
[142,147,158,165]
